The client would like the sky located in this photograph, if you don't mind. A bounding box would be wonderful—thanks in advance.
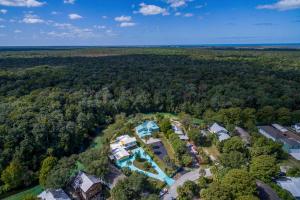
[0,0,299,46]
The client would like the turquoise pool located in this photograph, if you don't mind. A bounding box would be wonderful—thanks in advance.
[116,147,175,186]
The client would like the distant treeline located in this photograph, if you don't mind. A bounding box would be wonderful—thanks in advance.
[0,48,300,193]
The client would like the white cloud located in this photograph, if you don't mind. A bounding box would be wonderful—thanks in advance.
[114,15,136,27]
[183,13,193,17]
[168,0,186,8]
[0,0,45,7]
[115,15,132,22]
[175,12,181,16]
[22,14,44,24]
[14,29,21,33]
[0,25,5,28]
[64,0,75,4]
[93,25,106,29]
[138,3,169,16]
[0,9,7,14]
[51,11,60,15]
[167,0,194,8]
[195,3,207,9]
[257,0,300,11]
[102,15,107,19]
[69,13,82,20]
[49,22,100,39]
[120,22,136,27]
[54,22,72,29]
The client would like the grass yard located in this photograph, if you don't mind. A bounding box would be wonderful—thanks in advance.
[133,159,158,174]
[144,112,177,119]
[3,185,43,200]
[192,117,205,126]
[202,145,220,161]
[159,134,176,162]
[134,133,175,175]
[280,156,300,169]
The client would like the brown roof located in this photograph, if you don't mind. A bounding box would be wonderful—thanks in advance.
[235,127,251,144]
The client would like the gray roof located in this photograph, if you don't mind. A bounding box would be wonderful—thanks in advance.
[179,135,189,140]
[258,126,300,148]
[209,123,228,134]
[218,132,230,141]
[72,171,103,193]
[38,189,70,200]
[277,177,300,198]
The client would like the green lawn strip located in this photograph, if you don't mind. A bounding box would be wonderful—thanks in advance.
[143,112,177,118]
[133,159,158,174]
[192,117,205,126]
[134,133,174,176]
[202,145,220,160]
[148,177,166,191]
[280,156,300,169]
[3,185,43,200]
[159,133,177,162]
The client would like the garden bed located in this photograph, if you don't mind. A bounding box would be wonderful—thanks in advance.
[133,159,158,174]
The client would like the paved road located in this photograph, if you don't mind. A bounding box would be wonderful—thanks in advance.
[163,168,200,200]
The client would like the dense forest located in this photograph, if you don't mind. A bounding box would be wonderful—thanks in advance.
[0,48,300,194]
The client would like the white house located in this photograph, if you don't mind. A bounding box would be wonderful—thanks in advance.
[272,124,289,133]
[277,177,300,199]
[209,123,230,142]
[294,123,300,133]
[114,135,137,150]
[38,189,71,200]
[172,124,189,140]
[110,135,137,161]
[71,171,105,200]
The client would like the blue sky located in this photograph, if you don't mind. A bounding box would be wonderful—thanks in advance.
[0,0,299,46]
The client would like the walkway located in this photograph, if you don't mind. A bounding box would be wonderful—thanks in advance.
[163,168,200,200]
[116,147,175,186]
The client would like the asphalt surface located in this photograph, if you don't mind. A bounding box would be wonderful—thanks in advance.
[163,168,200,200]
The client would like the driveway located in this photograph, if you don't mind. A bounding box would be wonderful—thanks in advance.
[163,168,200,200]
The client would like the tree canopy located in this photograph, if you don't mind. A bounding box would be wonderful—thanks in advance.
[1,48,300,193]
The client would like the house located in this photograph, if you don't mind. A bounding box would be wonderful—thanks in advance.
[113,135,137,150]
[135,121,159,138]
[38,189,71,200]
[71,171,105,200]
[276,177,300,199]
[235,127,251,145]
[258,124,300,160]
[110,135,137,161]
[110,147,130,161]
[294,123,300,133]
[209,123,230,142]
[172,124,189,140]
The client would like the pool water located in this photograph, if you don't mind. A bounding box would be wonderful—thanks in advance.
[116,147,175,186]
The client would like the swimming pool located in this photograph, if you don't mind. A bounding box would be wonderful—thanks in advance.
[116,147,175,186]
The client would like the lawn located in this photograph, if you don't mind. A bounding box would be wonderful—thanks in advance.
[202,145,220,161]
[159,134,176,162]
[3,185,43,200]
[144,112,177,119]
[133,159,158,174]
[280,155,300,169]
